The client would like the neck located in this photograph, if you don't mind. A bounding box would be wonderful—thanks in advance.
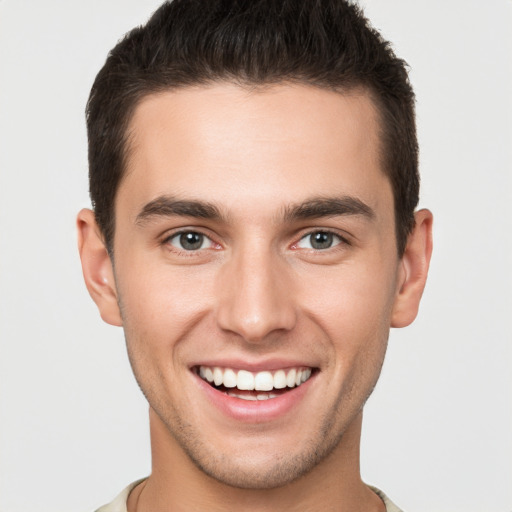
[128,408,384,512]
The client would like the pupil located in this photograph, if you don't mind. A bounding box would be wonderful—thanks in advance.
[180,232,203,250]
[311,232,332,250]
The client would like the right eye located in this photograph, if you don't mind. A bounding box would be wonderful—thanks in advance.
[166,231,215,251]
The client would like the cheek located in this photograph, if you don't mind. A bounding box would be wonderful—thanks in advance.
[115,260,217,354]
[303,259,397,322]
[298,260,398,361]
[116,267,212,405]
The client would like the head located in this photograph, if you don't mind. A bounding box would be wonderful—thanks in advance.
[79,0,432,493]
[87,0,418,257]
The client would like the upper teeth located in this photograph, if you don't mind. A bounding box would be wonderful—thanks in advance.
[198,366,312,391]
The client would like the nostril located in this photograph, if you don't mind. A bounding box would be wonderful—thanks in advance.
[215,265,297,341]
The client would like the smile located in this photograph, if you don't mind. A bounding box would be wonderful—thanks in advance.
[197,365,313,401]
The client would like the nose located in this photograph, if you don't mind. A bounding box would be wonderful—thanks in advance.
[215,247,297,343]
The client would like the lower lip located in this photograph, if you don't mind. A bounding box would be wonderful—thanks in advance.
[193,372,314,423]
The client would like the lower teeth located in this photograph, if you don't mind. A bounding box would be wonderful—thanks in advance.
[226,391,279,401]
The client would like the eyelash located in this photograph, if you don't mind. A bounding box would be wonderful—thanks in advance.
[163,230,220,253]
[161,229,351,254]
[293,230,350,251]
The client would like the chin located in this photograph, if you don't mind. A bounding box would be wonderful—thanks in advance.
[187,448,327,490]
[168,414,346,490]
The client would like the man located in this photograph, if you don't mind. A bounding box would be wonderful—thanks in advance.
[77,0,433,510]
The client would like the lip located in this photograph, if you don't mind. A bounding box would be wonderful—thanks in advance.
[191,366,316,423]
[189,358,314,373]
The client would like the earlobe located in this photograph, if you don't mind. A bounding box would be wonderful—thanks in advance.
[77,209,123,327]
[391,209,433,328]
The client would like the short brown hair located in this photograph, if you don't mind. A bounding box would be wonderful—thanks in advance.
[87,0,419,255]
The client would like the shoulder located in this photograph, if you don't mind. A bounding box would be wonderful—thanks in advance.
[95,478,147,512]
[369,486,405,512]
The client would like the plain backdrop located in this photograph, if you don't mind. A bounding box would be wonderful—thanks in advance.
[1,1,511,511]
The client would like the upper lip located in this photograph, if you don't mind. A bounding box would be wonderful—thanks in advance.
[190,358,316,373]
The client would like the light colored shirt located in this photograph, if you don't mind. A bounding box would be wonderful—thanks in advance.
[95,479,404,512]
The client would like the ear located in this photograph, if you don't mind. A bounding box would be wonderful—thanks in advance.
[391,209,433,328]
[77,208,122,327]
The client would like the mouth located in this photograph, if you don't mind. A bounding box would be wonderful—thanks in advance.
[194,365,315,401]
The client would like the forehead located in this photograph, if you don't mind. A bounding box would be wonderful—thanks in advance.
[119,83,391,221]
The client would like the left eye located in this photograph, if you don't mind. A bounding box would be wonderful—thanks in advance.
[167,231,214,251]
[296,231,342,250]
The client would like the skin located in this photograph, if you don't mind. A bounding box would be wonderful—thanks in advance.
[78,83,433,512]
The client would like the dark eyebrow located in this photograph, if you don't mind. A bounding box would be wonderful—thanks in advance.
[282,196,375,222]
[135,195,223,225]
[135,194,374,226]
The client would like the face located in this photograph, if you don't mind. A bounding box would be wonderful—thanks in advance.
[86,84,413,488]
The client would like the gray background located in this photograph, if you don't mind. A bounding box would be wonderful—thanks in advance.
[1,1,511,510]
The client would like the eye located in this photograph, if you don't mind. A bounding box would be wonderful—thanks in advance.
[296,231,343,250]
[167,231,214,251]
